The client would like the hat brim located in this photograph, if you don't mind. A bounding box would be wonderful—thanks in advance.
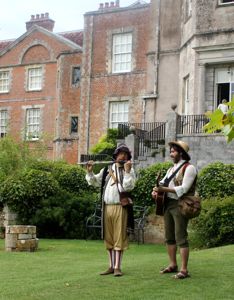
[169,141,191,161]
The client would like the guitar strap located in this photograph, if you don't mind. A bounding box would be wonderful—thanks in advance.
[163,161,188,187]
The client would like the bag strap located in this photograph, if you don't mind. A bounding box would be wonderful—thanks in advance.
[164,161,188,187]
[100,166,109,200]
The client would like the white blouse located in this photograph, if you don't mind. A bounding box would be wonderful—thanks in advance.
[85,164,136,205]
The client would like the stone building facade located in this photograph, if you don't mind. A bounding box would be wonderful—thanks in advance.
[146,0,234,121]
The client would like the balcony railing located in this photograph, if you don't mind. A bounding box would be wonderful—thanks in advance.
[176,114,209,135]
[118,122,166,156]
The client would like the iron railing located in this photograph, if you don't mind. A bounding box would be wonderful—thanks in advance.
[118,122,166,156]
[176,114,209,135]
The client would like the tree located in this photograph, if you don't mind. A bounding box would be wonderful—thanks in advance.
[203,98,234,143]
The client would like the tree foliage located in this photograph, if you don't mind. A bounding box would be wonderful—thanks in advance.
[90,128,118,155]
[204,98,234,142]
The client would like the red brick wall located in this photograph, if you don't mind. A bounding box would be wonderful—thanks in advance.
[0,29,82,163]
[80,5,150,155]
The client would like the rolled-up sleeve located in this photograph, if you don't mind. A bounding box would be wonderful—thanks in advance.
[174,165,197,197]
[122,168,136,191]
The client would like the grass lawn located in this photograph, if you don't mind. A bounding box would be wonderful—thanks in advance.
[0,239,233,300]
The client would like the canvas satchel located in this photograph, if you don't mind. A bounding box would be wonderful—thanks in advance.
[178,194,201,219]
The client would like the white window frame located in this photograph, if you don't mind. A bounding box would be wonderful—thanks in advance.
[25,108,41,140]
[112,33,132,73]
[27,66,43,91]
[109,101,129,129]
[0,69,10,93]
[218,0,234,5]
[0,109,8,137]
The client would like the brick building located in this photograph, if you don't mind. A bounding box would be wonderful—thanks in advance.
[0,13,83,163]
[79,0,151,156]
[1,0,234,164]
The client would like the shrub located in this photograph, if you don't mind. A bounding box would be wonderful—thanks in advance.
[197,162,234,199]
[90,128,118,155]
[190,196,234,248]
[29,190,97,238]
[132,162,172,207]
[0,169,59,222]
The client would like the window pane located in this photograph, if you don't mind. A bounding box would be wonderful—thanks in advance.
[26,108,41,140]
[28,67,42,90]
[0,110,8,137]
[72,67,81,85]
[112,33,132,73]
[109,101,129,128]
[0,71,10,92]
[71,116,78,133]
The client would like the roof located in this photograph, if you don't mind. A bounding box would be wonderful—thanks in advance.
[0,28,83,55]
[0,39,14,52]
[59,30,83,47]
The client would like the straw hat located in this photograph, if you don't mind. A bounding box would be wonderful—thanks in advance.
[168,140,190,161]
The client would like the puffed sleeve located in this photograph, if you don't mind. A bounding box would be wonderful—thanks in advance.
[85,168,105,188]
[122,168,136,191]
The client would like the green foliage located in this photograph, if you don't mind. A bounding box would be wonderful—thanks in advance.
[0,169,59,221]
[191,196,234,248]
[29,190,97,239]
[90,128,118,155]
[204,97,234,142]
[132,162,172,206]
[0,135,47,180]
[197,162,234,199]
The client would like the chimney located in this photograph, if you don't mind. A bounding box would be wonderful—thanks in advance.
[26,12,55,32]
[99,3,104,9]
[115,0,120,7]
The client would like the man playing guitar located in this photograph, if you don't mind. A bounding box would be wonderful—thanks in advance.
[152,141,197,280]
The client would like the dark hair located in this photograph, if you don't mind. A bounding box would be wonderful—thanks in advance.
[170,145,189,161]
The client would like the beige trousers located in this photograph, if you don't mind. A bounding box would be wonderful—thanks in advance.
[104,204,128,251]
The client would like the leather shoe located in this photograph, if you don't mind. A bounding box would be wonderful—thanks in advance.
[114,268,123,276]
[100,267,114,275]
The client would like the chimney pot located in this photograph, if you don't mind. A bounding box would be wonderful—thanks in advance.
[115,0,120,7]
[110,1,114,7]
[41,13,44,18]
[99,3,104,9]
[105,2,109,8]
[26,13,55,32]
[31,15,35,20]
[36,14,40,19]
[45,12,49,18]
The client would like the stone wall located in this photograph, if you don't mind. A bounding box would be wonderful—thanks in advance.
[5,225,38,252]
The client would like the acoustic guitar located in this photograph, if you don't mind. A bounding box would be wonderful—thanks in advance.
[154,172,166,216]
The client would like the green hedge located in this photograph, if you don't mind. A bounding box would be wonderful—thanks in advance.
[197,162,234,199]
[190,196,234,248]
[132,162,172,207]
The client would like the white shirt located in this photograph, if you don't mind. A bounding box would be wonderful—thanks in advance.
[160,160,197,200]
[218,103,228,114]
[85,163,136,204]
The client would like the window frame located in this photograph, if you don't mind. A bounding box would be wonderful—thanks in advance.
[27,65,43,91]
[218,0,234,5]
[70,116,78,134]
[0,69,10,93]
[25,107,41,141]
[0,109,8,137]
[71,66,81,86]
[112,32,133,74]
[109,101,129,129]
